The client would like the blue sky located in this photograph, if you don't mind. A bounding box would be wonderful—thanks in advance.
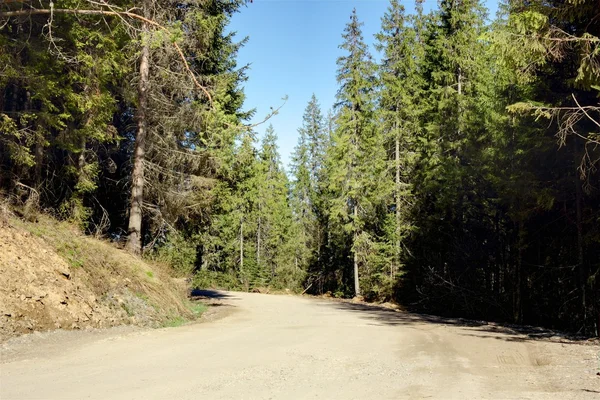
[228,0,500,169]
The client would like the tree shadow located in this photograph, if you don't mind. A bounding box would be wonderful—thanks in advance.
[189,289,240,300]
[321,300,594,344]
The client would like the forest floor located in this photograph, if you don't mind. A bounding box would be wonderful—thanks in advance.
[2,290,598,399]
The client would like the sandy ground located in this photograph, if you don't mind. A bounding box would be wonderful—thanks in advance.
[1,291,598,399]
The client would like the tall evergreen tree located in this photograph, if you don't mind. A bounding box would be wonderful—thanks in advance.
[375,0,423,281]
[290,95,328,273]
[328,9,387,297]
[255,125,295,287]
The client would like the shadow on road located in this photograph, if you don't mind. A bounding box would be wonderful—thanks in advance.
[189,289,240,300]
[322,300,594,344]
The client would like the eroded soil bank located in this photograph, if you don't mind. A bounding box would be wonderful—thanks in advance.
[0,217,195,342]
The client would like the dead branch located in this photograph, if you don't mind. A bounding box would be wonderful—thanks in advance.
[572,93,600,129]
[301,282,313,295]
[245,96,288,129]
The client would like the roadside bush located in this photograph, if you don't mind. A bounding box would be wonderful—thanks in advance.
[151,232,196,276]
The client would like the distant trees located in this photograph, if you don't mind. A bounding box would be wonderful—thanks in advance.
[375,0,421,284]
[289,95,325,275]
[195,125,298,289]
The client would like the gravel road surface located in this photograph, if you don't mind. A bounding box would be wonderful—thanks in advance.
[1,291,598,399]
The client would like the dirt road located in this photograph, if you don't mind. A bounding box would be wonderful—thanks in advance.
[1,291,598,399]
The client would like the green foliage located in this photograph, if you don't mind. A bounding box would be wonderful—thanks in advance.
[152,232,197,276]
[325,8,389,296]
[194,125,299,292]
[56,242,85,269]
[162,316,187,328]
[189,302,208,317]
[192,270,242,291]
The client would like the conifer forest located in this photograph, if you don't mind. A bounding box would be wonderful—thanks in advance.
[1,0,599,336]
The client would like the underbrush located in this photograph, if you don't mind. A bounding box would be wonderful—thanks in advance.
[191,268,305,294]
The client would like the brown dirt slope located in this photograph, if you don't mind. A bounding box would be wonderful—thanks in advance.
[0,216,193,342]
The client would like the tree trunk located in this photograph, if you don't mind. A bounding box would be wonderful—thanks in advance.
[351,104,360,298]
[514,221,524,323]
[271,258,275,280]
[457,66,462,141]
[394,121,401,280]
[126,18,150,255]
[240,218,244,273]
[78,135,86,178]
[575,161,586,332]
[257,213,261,268]
[73,134,87,221]
[34,137,44,186]
[353,204,360,297]
[26,90,43,187]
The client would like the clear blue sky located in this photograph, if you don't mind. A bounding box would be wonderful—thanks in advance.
[228,0,500,169]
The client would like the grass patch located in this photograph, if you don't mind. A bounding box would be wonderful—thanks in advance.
[135,292,149,302]
[145,271,154,279]
[161,302,207,328]
[28,224,48,238]
[162,316,187,328]
[56,242,84,268]
[120,303,134,317]
[189,302,208,317]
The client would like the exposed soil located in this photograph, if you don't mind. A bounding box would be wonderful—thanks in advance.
[0,217,193,342]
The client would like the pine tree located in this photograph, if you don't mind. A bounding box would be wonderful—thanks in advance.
[290,106,314,272]
[328,9,387,297]
[255,126,296,288]
[375,0,423,282]
[290,95,328,274]
[126,0,250,254]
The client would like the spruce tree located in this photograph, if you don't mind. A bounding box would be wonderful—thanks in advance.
[328,9,386,297]
[375,0,423,282]
[290,95,327,273]
[255,126,295,287]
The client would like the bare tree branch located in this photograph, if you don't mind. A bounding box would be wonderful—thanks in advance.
[572,93,600,129]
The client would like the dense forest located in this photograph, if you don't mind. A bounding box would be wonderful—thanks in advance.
[1,0,598,336]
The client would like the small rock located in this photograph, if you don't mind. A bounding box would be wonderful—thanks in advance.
[58,271,70,280]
